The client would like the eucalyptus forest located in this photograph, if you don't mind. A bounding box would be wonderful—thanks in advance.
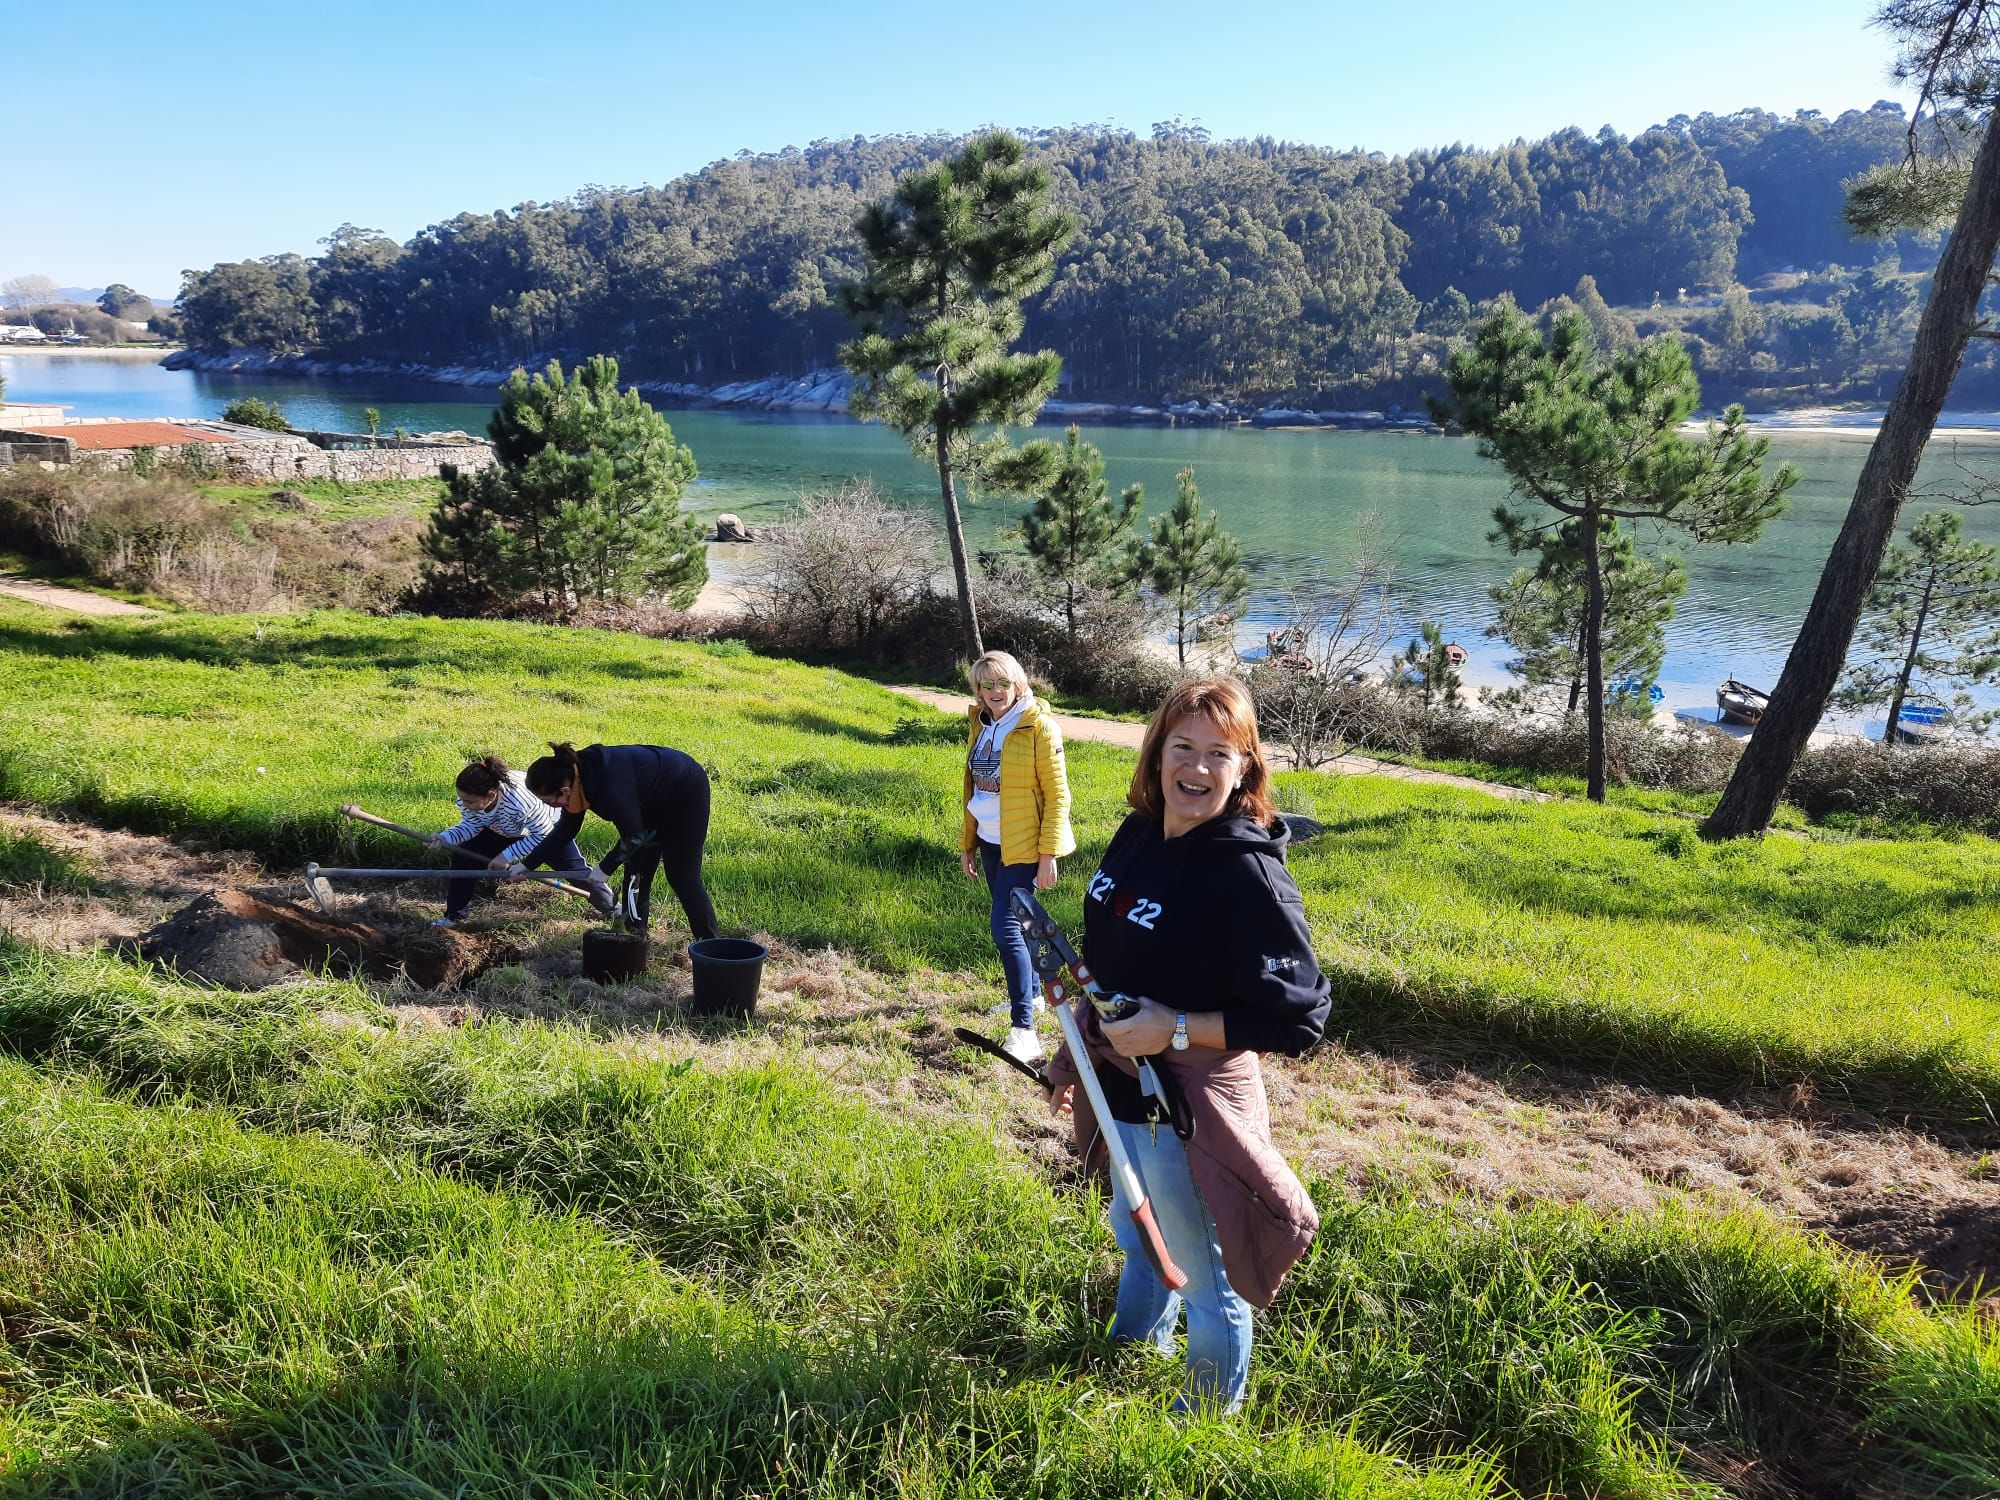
[172,104,1955,409]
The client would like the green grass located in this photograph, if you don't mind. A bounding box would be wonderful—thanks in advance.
[0,1057,1476,1499]
[195,475,446,522]
[5,944,1998,1495]
[2,600,1998,1115]
[0,828,91,894]
[0,599,1125,969]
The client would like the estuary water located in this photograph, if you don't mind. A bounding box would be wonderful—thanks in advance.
[9,350,2000,725]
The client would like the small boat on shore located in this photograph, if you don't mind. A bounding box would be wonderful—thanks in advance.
[1891,699,1954,746]
[1717,679,1770,726]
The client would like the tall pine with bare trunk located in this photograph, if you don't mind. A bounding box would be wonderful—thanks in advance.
[1704,0,2000,835]
[840,133,1075,663]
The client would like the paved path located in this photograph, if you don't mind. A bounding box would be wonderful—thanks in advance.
[0,574,157,617]
[886,685,1550,803]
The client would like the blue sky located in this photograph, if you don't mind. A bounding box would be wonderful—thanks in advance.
[3,0,1906,297]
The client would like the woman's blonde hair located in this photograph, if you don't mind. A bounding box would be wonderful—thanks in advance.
[1128,676,1276,826]
[966,650,1032,709]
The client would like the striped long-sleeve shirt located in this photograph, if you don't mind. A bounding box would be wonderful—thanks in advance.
[436,772,559,864]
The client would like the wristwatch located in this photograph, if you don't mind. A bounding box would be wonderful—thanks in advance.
[1171,1011,1190,1051]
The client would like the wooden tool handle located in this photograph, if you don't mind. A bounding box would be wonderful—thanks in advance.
[340,804,431,843]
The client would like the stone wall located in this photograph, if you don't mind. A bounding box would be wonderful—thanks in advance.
[76,437,494,482]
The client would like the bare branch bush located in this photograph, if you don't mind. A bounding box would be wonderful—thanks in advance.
[743,480,941,652]
[1241,517,1406,768]
[971,549,1171,706]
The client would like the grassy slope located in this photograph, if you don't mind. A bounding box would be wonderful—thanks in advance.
[195,475,446,521]
[2,600,1997,1112]
[0,1055,1473,1499]
[3,950,1996,1497]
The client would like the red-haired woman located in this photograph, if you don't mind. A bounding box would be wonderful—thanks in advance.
[1045,676,1329,1414]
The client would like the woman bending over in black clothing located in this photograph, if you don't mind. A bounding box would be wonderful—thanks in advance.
[516,742,720,941]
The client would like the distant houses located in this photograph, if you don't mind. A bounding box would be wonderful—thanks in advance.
[0,411,494,481]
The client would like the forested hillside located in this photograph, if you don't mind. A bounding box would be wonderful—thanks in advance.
[175,104,1964,408]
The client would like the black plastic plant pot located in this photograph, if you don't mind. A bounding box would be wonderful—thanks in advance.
[688,937,767,1018]
[582,928,650,984]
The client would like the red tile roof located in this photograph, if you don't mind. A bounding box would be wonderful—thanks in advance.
[18,422,236,451]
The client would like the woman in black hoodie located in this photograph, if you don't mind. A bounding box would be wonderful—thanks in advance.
[1046,676,1329,1414]
[515,742,720,941]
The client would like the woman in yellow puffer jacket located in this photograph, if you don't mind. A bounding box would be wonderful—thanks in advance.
[959,650,1076,1062]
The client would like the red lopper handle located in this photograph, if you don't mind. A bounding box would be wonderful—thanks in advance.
[1127,1197,1189,1290]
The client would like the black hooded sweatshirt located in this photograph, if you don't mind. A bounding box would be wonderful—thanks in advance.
[519,744,707,875]
[1082,808,1330,1057]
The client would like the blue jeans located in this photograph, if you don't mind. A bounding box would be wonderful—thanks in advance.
[976,840,1039,1029]
[1106,1118,1254,1414]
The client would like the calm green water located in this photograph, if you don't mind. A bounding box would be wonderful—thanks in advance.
[9,351,1999,723]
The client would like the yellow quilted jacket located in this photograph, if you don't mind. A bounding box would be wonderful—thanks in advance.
[959,695,1077,865]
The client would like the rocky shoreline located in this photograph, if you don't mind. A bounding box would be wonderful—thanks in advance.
[158,348,1439,431]
[162,348,2000,436]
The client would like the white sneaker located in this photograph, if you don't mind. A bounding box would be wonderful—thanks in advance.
[1001,1027,1045,1064]
[430,916,459,929]
[989,996,1048,1019]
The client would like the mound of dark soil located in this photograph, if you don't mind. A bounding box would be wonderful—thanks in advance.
[140,890,502,990]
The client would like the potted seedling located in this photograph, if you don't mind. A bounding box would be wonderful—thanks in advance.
[580,878,650,983]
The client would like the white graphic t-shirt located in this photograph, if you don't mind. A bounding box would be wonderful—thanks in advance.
[967,697,1029,846]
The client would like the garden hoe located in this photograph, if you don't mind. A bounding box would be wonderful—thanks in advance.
[303,864,598,918]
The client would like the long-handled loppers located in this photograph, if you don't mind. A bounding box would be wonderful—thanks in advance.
[1010,886,1187,1291]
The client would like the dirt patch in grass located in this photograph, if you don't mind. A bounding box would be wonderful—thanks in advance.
[2,804,512,989]
[0,802,257,949]
[13,801,2000,1295]
[139,888,508,991]
[1269,1046,2000,1297]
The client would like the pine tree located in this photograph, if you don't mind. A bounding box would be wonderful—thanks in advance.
[1834,509,2000,742]
[1489,516,1688,714]
[1132,467,1246,667]
[419,355,705,613]
[1436,306,1797,800]
[1017,425,1144,647]
[1706,0,2000,835]
[1398,621,1463,709]
[419,463,517,611]
[840,132,1076,662]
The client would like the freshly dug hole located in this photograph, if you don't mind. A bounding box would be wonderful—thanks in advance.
[140,889,505,990]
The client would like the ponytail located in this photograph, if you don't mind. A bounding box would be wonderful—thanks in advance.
[524,741,582,798]
[454,754,511,797]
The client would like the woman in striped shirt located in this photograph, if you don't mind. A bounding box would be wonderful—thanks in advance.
[426,756,605,927]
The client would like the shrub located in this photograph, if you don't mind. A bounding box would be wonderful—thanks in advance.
[220,396,292,431]
[742,480,940,652]
[0,470,420,614]
[972,554,1171,708]
[1308,684,1743,792]
[1787,740,2000,833]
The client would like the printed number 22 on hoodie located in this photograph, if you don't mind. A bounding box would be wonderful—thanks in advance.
[1088,869,1160,930]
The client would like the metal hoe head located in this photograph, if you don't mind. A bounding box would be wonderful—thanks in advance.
[303,862,339,917]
